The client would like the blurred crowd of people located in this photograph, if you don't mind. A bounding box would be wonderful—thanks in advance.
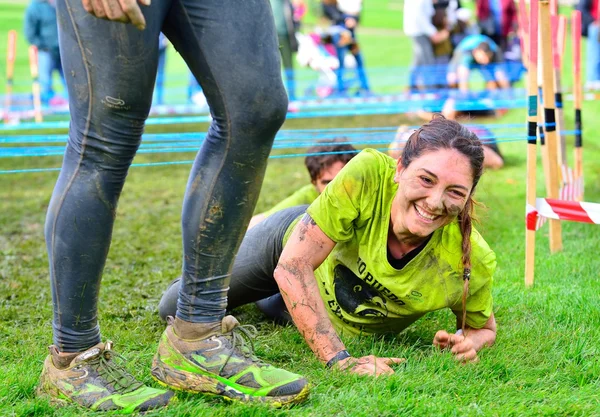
[403,0,521,93]
[17,0,600,108]
[271,0,371,99]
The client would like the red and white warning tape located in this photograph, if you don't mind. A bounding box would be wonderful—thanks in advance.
[526,198,600,230]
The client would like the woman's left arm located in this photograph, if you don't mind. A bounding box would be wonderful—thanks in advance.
[433,312,497,362]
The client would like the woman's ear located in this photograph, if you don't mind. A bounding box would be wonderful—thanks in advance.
[394,159,405,183]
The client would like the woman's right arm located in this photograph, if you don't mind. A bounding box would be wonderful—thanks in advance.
[274,214,404,375]
[274,213,344,364]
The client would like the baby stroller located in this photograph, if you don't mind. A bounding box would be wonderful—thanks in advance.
[295,31,357,98]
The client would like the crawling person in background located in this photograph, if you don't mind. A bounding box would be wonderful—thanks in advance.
[447,34,510,93]
[389,121,503,170]
[160,116,497,375]
[248,139,357,228]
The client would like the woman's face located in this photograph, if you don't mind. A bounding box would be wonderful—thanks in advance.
[392,148,474,241]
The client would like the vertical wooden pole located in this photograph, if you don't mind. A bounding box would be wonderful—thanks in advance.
[4,30,17,124]
[525,0,539,287]
[539,0,563,253]
[29,45,43,123]
[572,10,584,201]
[551,14,567,175]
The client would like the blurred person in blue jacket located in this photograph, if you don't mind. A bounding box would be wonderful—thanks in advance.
[24,0,66,105]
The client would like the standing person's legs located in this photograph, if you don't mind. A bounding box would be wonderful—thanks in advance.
[278,34,296,101]
[151,0,308,405]
[40,0,174,412]
[350,44,370,92]
[37,50,53,105]
[331,27,351,93]
[409,35,435,91]
[334,44,347,92]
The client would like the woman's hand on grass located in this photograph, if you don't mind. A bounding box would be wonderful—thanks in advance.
[335,355,406,376]
[433,330,479,363]
[81,0,149,30]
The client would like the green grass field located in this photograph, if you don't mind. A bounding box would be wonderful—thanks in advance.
[1,1,600,416]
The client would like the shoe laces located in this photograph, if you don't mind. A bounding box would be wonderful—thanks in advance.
[220,324,264,373]
[86,342,144,394]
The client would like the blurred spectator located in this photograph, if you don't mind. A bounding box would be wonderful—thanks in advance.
[270,0,300,101]
[403,0,449,91]
[153,33,168,106]
[431,8,453,88]
[24,0,65,106]
[447,34,509,92]
[475,0,517,52]
[452,8,479,48]
[248,139,356,228]
[322,0,370,95]
[433,0,460,28]
[576,0,600,90]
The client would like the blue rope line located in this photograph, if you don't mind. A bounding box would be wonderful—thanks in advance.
[0,135,538,173]
[0,97,528,132]
[0,123,545,145]
[0,133,541,159]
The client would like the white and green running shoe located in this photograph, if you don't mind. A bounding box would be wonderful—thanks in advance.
[151,315,309,407]
[38,341,174,413]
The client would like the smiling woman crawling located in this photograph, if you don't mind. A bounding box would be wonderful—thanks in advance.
[158,116,497,377]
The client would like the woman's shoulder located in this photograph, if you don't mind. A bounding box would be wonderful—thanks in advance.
[346,148,396,173]
[438,222,496,275]
[341,149,397,193]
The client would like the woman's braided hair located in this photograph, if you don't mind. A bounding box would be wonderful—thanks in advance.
[401,115,484,335]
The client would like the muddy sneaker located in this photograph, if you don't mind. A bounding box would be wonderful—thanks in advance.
[37,341,174,412]
[151,315,309,407]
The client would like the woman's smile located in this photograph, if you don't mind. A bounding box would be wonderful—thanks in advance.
[413,203,441,222]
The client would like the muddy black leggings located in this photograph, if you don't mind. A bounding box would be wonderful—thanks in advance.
[158,205,308,322]
[47,0,287,352]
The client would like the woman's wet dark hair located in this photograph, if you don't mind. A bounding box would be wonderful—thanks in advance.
[401,115,484,187]
[402,115,485,335]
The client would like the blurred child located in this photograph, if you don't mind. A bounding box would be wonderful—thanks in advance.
[447,34,509,92]
[322,0,370,95]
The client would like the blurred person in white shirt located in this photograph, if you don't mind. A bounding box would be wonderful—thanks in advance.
[403,0,450,91]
